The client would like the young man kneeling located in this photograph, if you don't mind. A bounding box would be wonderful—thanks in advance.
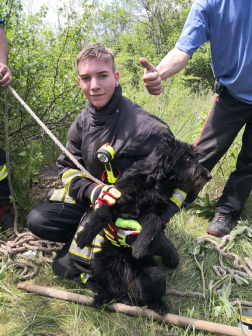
[27,44,185,283]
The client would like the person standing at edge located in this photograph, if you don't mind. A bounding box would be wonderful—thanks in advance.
[140,0,252,238]
[0,16,14,233]
[27,44,187,283]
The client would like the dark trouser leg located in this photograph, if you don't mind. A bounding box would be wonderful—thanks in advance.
[52,238,83,282]
[0,179,14,231]
[27,200,86,281]
[186,90,252,217]
[216,113,252,217]
[150,231,179,268]
[0,148,14,230]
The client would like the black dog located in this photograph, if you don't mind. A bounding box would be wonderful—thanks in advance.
[76,138,211,314]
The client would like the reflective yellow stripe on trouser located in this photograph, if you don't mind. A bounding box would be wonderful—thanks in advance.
[80,272,92,283]
[69,224,104,284]
[0,165,8,181]
[49,188,76,204]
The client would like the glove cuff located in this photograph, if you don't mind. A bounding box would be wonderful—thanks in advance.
[84,183,98,201]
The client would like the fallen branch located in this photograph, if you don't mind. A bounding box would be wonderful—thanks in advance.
[17,283,252,336]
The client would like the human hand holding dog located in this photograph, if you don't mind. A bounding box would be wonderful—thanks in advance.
[104,188,187,248]
[104,218,166,248]
[85,183,121,210]
[104,218,142,247]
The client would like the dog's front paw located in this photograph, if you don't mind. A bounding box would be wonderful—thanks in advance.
[75,232,89,249]
[92,293,112,308]
[85,278,98,293]
[148,300,169,316]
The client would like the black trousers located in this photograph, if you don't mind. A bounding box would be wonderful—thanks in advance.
[192,89,252,218]
[27,200,87,282]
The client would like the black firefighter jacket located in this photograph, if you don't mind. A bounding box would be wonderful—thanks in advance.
[56,85,173,207]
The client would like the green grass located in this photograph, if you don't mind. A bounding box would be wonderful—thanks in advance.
[1,86,252,336]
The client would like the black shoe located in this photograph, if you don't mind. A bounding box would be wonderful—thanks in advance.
[150,231,179,268]
[206,212,233,237]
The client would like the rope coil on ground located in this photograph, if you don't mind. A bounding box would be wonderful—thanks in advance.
[0,229,64,279]
[197,235,252,279]
[166,234,252,307]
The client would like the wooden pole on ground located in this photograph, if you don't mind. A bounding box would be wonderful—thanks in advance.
[18,283,252,336]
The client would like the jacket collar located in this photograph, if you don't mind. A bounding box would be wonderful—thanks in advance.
[86,85,122,125]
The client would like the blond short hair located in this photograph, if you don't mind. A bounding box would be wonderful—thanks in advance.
[76,44,116,73]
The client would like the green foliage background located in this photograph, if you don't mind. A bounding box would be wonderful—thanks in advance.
[0,0,214,219]
[1,2,251,335]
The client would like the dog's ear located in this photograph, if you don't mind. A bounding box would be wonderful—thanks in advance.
[140,150,163,175]
[140,137,174,175]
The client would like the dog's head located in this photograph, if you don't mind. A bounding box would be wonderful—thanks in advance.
[138,137,211,194]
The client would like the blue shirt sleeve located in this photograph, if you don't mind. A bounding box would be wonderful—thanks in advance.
[175,2,210,56]
[0,17,3,24]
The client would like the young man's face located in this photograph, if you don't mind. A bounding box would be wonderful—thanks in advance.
[78,58,119,110]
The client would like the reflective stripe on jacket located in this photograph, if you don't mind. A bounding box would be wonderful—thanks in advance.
[62,169,88,196]
[0,165,7,181]
[170,189,187,209]
[47,188,76,204]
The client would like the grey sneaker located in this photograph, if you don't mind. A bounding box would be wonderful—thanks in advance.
[206,212,233,237]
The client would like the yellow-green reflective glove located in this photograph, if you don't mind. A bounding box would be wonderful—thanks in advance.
[104,218,142,247]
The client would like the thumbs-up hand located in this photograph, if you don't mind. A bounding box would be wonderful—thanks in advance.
[139,58,162,95]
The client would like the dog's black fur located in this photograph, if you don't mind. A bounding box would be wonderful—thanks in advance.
[76,138,211,314]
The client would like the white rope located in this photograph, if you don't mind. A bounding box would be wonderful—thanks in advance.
[1,77,103,185]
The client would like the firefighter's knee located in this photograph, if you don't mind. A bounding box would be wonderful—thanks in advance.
[26,208,47,237]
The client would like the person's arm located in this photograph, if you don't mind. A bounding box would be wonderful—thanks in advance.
[157,48,191,80]
[57,126,96,203]
[0,26,12,87]
[140,1,210,96]
[140,48,191,95]
[57,118,120,206]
